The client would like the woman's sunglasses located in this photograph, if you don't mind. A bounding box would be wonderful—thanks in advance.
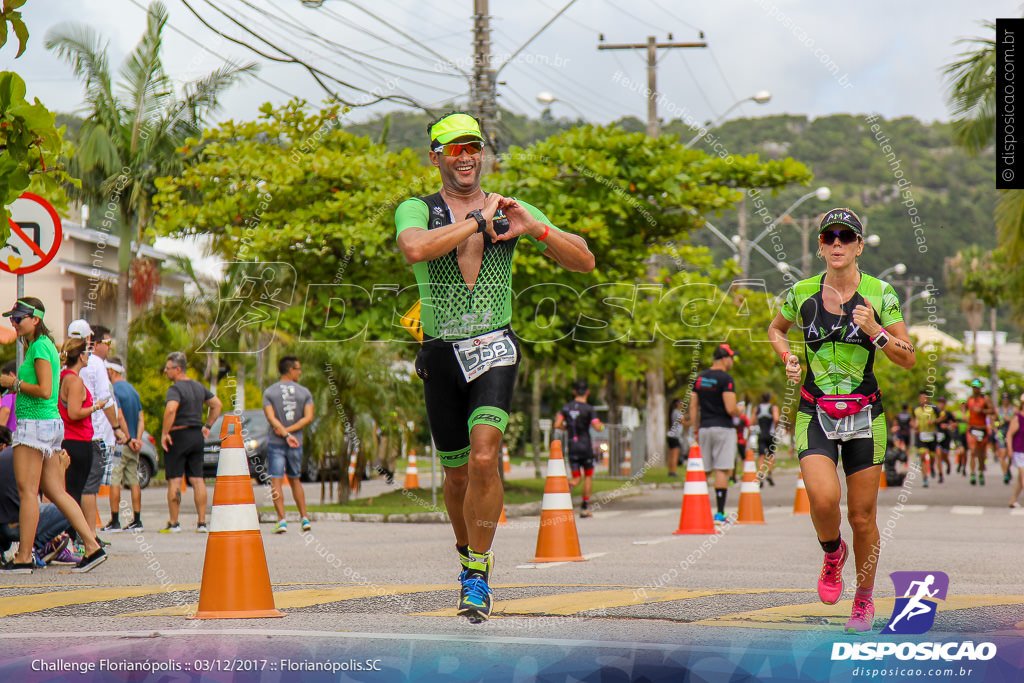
[819,229,860,245]
[432,141,484,156]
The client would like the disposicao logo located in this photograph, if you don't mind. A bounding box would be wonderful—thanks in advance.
[831,571,997,663]
[881,571,948,635]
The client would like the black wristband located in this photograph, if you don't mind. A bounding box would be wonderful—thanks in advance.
[466,209,486,233]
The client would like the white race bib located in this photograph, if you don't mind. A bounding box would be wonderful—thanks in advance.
[453,329,517,383]
[919,432,935,442]
[817,404,873,441]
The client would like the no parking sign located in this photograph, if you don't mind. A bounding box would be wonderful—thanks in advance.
[1,192,62,275]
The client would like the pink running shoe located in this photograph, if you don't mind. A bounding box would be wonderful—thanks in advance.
[817,540,848,605]
[845,597,875,633]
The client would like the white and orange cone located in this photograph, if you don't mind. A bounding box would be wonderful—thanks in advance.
[190,415,283,619]
[348,450,358,488]
[793,471,810,514]
[404,451,420,489]
[621,441,632,477]
[502,443,511,475]
[737,449,765,524]
[878,466,888,490]
[673,443,718,535]
[532,440,586,562]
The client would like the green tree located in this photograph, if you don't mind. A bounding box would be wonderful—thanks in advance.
[45,0,255,357]
[0,2,73,237]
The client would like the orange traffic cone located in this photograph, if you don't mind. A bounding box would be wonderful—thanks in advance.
[879,467,888,490]
[674,443,718,535]
[497,506,508,527]
[502,443,511,475]
[190,415,283,619]
[793,471,810,514]
[96,483,109,528]
[737,449,765,524]
[403,451,420,489]
[532,440,586,562]
[602,446,609,469]
[621,441,632,477]
[348,450,358,488]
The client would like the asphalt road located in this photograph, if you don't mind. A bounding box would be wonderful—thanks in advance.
[0,464,1021,681]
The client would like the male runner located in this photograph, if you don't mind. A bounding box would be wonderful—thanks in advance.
[911,391,939,486]
[965,380,996,486]
[395,112,595,623]
[554,380,604,518]
[934,396,955,480]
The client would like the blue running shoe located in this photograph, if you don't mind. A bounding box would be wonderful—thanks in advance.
[458,576,493,624]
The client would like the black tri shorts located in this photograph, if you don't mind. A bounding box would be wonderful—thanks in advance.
[415,329,520,469]
[795,404,887,476]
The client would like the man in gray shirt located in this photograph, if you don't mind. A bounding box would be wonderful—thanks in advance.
[263,356,314,533]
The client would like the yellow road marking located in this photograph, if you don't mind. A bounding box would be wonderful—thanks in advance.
[413,588,806,618]
[0,585,200,617]
[692,595,1024,630]
[121,584,453,617]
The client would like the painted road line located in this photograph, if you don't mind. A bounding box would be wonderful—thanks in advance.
[951,506,985,515]
[691,595,1024,631]
[590,511,624,519]
[0,585,200,617]
[413,587,805,618]
[632,538,670,546]
[638,510,674,518]
[1010,508,1024,516]
[516,552,607,570]
[900,504,928,512]
[120,585,452,617]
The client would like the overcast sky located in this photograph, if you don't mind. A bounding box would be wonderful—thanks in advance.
[9,0,1016,131]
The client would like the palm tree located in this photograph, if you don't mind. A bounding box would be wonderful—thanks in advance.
[45,1,255,358]
[944,20,1024,272]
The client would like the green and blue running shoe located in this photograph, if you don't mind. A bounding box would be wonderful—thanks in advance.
[458,576,493,624]
[458,548,493,584]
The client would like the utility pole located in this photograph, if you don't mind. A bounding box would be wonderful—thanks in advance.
[472,0,499,155]
[598,35,706,136]
[599,34,705,466]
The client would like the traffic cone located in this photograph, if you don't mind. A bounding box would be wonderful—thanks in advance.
[190,415,283,619]
[403,451,420,489]
[497,506,508,527]
[793,471,810,514]
[602,446,609,469]
[348,450,358,488]
[95,483,109,528]
[502,443,511,475]
[532,440,586,562]
[879,467,888,490]
[621,441,632,477]
[674,443,718,535]
[737,449,765,524]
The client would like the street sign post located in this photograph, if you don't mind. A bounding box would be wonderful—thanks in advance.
[2,193,63,367]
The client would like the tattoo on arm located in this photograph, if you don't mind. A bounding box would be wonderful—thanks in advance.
[892,339,914,353]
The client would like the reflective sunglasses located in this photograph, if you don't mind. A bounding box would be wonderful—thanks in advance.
[432,141,484,156]
[819,229,860,245]
[10,316,25,325]
[98,339,114,346]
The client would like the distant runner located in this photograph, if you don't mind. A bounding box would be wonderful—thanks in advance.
[965,380,995,486]
[554,380,604,518]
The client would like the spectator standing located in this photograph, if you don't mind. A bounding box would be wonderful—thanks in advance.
[0,361,17,432]
[0,298,105,573]
[666,398,685,478]
[58,337,101,506]
[688,344,743,524]
[68,322,128,536]
[159,352,221,533]
[755,392,780,487]
[263,355,314,534]
[103,357,144,531]
[1006,394,1024,507]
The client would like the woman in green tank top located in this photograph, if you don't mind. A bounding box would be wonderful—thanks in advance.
[0,298,105,573]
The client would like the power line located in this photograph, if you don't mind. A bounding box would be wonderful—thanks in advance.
[181,0,434,111]
[238,0,465,82]
[329,1,471,77]
[126,0,301,101]
[677,50,718,120]
[605,0,667,34]
[648,0,704,35]
[495,0,578,75]
[708,46,743,115]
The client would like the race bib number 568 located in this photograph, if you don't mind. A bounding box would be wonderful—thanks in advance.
[454,330,517,382]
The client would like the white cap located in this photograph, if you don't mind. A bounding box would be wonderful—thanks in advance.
[67,319,93,339]
[104,360,125,374]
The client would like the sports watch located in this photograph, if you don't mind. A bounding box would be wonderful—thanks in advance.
[466,209,487,233]
[872,329,890,349]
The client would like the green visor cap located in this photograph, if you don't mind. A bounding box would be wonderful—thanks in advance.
[430,113,483,145]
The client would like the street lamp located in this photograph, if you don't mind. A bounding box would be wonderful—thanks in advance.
[878,263,907,280]
[685,91,771,148]
[863,234,881,247]
[536,92,587,119]
[749,187,831,249]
